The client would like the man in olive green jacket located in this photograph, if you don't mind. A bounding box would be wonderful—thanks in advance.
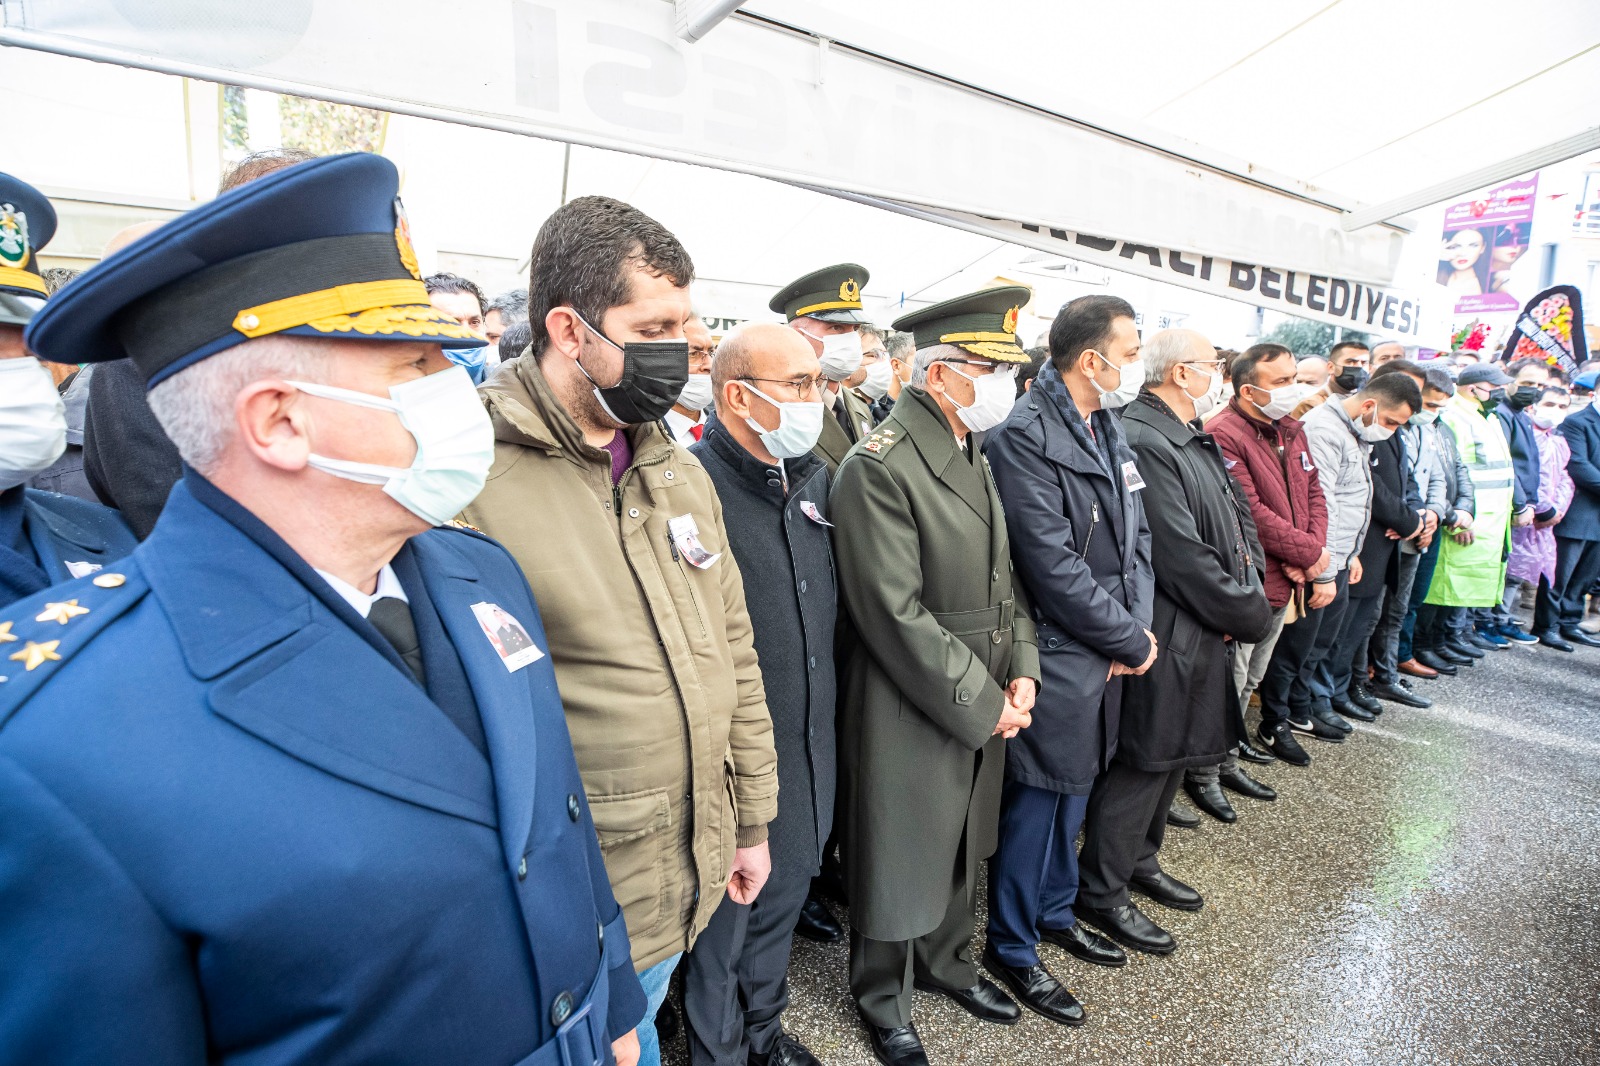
[831,287,1040,1066]
[460,197,778,1066]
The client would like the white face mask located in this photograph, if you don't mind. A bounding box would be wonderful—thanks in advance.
[946,363,1017,434]
[1183,363,1226,419]
[800,325,863,382]
[1244,382,1299,421]
[860,359,895,400]
[288,365,495,526]
[0,356,68,491]
[1360,410,1394,443]
[741,382,825,459]
[1530,405,1567,430]
[1409,409,1439,426]
[1088,353,1144,410]
[676,373,713,413]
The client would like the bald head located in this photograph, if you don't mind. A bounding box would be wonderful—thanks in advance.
[1143,328,1215,385]
[103,220,167,258]
[711,322,815,406]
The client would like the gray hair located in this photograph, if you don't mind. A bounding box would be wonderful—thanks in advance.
[486,288,529,325]
[147,335,325,475]
[886,331,915,362]
[1140,330,1196,385]
[910,343,966,387]
[858,323,885,349]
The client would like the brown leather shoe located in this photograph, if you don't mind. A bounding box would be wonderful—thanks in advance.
[1397,658,1439,679]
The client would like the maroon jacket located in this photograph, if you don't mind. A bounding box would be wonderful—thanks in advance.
[1208,399,1328,609]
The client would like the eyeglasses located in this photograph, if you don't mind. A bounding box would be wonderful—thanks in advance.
[738,376,825,401]
[935,358,1003,374]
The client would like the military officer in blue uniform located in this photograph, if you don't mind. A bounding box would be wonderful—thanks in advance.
[0,153,646,1066]
[0,172,138,607]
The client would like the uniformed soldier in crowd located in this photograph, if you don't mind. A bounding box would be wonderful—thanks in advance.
[831,285,1040,1066]
[0,172,137,608]
[681,322,836,1066]
[770,264,875,472]
[0,153,647,1064]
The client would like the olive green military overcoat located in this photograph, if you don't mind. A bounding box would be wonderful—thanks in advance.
[829,386,1040,943]
[813,385,877,474]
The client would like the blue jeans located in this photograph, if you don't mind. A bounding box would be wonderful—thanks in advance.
[636,953,683,1066]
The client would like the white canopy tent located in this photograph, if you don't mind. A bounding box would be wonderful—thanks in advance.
[2,0,1597,345]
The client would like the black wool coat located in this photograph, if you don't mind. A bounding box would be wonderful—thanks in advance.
[984,364,1154,795]
[1353,432,1423,599]
[691,418,836,882]
[1119,393,1274,772]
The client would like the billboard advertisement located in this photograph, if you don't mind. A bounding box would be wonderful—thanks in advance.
[1438,175,1538,316]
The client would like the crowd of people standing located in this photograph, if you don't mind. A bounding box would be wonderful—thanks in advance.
[1,148,1595,1066]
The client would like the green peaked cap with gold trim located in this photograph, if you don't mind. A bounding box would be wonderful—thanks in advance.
[890,284,1031,364]
[769,262,871,324]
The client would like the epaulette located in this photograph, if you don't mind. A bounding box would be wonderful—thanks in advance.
[0,565,150,728]
[859,425,902,458]
[440,518,498,544]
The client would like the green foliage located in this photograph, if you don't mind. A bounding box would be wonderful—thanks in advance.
[1258,319,1371,356]
[221,85,249,153]
[277,97,385,156]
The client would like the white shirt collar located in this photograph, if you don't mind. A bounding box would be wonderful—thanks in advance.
[663,408,706,444]
[313,564,407,619]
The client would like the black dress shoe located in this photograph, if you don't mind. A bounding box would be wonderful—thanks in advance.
[1165,801,1200,829]
[1218,765,1276,801]
[1538,630,1575,652]
[1183,780,1236,823]
[979,946,1086,1027]
[1331,696,1376,722]
[1561,627,1600,648]
[1434,644,1475,665]
[794,896,843,942]
[1311,704,1354,733]
[1236,739,1276,764]
[1257,721,1311,766]
[1367,680,1432,708]
[655,997,680,1043]
[751,1032,823,1066]
[1040,921,1126,967]
[863,1020,929,1066]
[1446,638,1485,659]
[1410,651,1457,675]
[1072,902,1176,955]
[1349,684,1383,713]
[912,976,1019,1025]
[1130,870,1203,911]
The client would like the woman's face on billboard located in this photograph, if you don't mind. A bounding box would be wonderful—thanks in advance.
[1442,229,1485,270]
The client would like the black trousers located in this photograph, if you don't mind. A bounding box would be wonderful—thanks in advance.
[1552,536,1600,628]
[1076,761,1185,910]
[1258,571,1350,724]
[849,868,979,1028]
[1370,551,1422,684]
[1328,590,1387,700]
[682,862,812,1064]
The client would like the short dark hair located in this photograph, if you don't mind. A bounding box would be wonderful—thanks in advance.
[1215,349,1239,382]
[1231,342,1295,390]
[498,319,533,364]
[526,195,693,357]
[424,272,486,315]
[1329,340,1369,361]
[1371,358,1423,382]
[1357,370,1421,414]
[1423,367,1456,396]
[219,148,316,193]
[1048,295,1136,372]
[1540,384,1570,403]
[1507,356,1553,379]
[486,288,529,326]
[859,323,886,349]
[1018,346,1048,396]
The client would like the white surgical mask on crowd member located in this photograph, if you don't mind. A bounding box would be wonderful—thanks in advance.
[288,365,495,526]
[1244,382,1299,421]
[946,363,1017,433]
[1530,404,1567,430]
[799,325,863,381]
[1409,409,1439,426]
[860,359,895,400]
[676,373,714,413]
[1088,352,1144,410]
[740,382,826,459]
[0,356,68,490]
[1360,408,1395,443]
[1181,362,1225,419]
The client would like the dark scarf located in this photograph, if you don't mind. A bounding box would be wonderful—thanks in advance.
[0,486,50,606]
[1030,362,1116,475]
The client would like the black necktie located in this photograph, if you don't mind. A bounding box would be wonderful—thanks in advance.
[368,596,428,687]
[833,393,855,440]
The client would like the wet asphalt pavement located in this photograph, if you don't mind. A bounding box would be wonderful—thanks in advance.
[665,622,1600,1066]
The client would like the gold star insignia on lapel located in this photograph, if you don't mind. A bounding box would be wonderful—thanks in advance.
[0,621,15,643]
[9,640,61,671]
[35,600,90,625]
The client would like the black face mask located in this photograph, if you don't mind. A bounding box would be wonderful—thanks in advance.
[575,314,689,426]
[1480,387,1506,410]
[1334,366,1369,393]
[1508,384,1542,410]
